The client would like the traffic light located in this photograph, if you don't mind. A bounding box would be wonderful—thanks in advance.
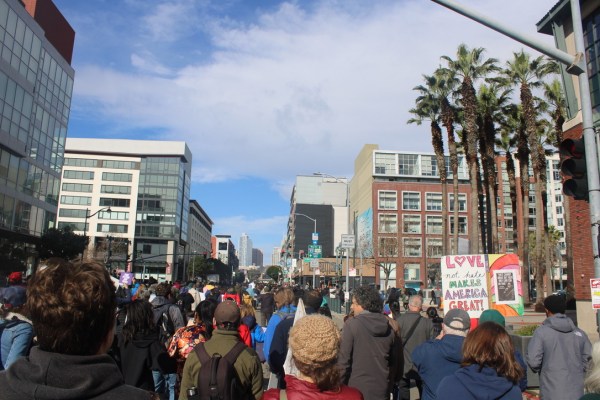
[559,138,588,201]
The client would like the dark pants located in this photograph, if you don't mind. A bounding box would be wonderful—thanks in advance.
[262,310,272,326]
[397,370,423,400]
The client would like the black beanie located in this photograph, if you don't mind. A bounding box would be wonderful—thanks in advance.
[544,294,566,314]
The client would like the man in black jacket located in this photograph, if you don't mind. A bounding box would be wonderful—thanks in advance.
[338,286,403,400]
[0,259,150,399]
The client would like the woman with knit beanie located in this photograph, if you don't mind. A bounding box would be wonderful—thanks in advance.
[263,315,363,399]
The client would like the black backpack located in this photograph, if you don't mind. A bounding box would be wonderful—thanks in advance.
[193,341,249,400]
[154,305,176,348]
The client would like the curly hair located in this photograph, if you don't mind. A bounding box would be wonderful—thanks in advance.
[462,321,523,384]
[121,300,156,344]
[27,260,116,356]
[274,287,294,309]
[353,286,383,313]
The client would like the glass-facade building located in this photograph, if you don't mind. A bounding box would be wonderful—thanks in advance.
[0,0,74,273]
[57,138,192,281]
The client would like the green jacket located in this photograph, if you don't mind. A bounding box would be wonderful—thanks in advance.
[179,328,263,400]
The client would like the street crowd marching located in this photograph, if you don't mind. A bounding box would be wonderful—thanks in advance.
[0,259,596,400]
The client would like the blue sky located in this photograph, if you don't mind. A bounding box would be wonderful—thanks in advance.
[51,0,556,262]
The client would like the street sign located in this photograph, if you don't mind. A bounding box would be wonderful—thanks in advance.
[312,232,319,242]
[303,257,313,263]
[341,234,355,249]
[310,259,319,269]
[308,244,322,258]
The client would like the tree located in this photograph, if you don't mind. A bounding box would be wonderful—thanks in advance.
[265,265,282,282]
[38,227,88,261]
[502,50,558,305]
[188,255,212,280]
[376,236,398,291]
[442,44,500,254]
[409,73,449,256]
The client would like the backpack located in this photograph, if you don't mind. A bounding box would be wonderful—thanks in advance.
[194,341,249,400]
[155,305,176,348]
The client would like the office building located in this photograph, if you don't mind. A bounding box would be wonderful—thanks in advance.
[211,234,239,273]
[252,247,263,267]
[56,138,192,281]
[185,199,213,278]
[0,0,74,273]
[238,233,253,267]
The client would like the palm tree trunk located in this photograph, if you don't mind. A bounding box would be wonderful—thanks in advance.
[462,78,480,254]
[442,99,460,255]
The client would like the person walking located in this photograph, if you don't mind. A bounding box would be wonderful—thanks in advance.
[396,295,434,400]
[263,315,363,399]
[338,286,402,400]
[0,285,33,370]
[527,294,592,400]
[411,308,470,400]
[259,286,275,326]
[435,321,523,399]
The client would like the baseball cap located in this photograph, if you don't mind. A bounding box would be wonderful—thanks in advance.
[0,286,27,309]
[479,309,506,327]
[214,300,240,325]
[7,272,22,284]
[443,308,471,331]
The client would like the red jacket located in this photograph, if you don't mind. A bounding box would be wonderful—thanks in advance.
[238,323,252,347]
[263,375,363,400]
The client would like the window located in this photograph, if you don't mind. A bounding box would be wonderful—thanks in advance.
[421,155,437,176]
[403,238,422,257]
[449,216,467,235]
[557,218,564,227]
[99,198,131,208]
[102,160,137,169]
[64,158,97,168]
[426,193,442,211]
[403,214,421,234]
[63,170,94,180]
[555,194,563,203]
[404,263,420,281]
[102,172,132,182]
[426,215,443,234]
[218,242,228,251]
[378,237,398,257]
[449,193,467,212]
[98,211,129,220]
[399,154,419,175]
[374,153,396,174]
[378,191,397,210]
[556,206,563,214]
[59,208,87,218]
[57,221,86,231]
[427,238,443,258]
[97,224,128,233]
[101,185,131,194]
[403,192,420,210]
[379,213,397,233]
[62,183,92,193]
[60,195,91,206]
[505,219,513,229]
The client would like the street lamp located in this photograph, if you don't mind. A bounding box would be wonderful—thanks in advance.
[294,213,317,234]
[313,172,349,207]
[83,207,111,258]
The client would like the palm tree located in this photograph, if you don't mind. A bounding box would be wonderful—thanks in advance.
[434,67,462,254]
[441,44,499,254]
[477,83,512,254]
[498,104,530,302]
[409,74,449,255]
[502,50,559,304]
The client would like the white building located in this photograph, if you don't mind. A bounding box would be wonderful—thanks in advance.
[56,138,192,281]
[239,233,253,267]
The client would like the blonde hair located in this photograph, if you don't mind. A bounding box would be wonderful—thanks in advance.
[239,303,255,318]
[585,342,600,393]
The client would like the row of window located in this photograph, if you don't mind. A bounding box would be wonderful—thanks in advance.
[373,152,469,179]
[57,221,128,233]
[378,191,467,212]
[63,158,139,170]
[62,170,133,182]
[378,214,467,234]
[58,208,130,220]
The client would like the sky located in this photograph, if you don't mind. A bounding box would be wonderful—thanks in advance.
[51,0,558,262]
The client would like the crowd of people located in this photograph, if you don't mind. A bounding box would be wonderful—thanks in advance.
[0,262,597,400]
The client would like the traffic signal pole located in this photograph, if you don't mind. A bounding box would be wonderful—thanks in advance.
[432,0,600,333]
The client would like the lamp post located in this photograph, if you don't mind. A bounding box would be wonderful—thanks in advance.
[82,207,111,259]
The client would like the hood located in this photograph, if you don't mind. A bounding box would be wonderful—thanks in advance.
[438,334,465,363]
[121,331,159,349]
[4,347,125,399]
[452,364,516,399]
[150,296,170,307]
[355,312,392,337]
[544,313,575,333]
[242,315,257,330]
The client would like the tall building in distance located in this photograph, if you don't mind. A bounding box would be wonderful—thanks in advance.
[252,248,263,267]
[186,199,213,278]
[56,138,192,281]
[0,0,75,273]
[212,234,239,273]
[238,233,253,267]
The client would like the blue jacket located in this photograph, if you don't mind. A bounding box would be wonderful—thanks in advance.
[241,315,265,348]
[1,315,33,370]
[436,364,521,400]
[262,305,296,364]
[412,334,465,400]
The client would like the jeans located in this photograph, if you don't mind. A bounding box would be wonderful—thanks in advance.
[152,370,177,400]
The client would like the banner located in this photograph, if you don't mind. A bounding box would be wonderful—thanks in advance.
[441,255,488,317]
